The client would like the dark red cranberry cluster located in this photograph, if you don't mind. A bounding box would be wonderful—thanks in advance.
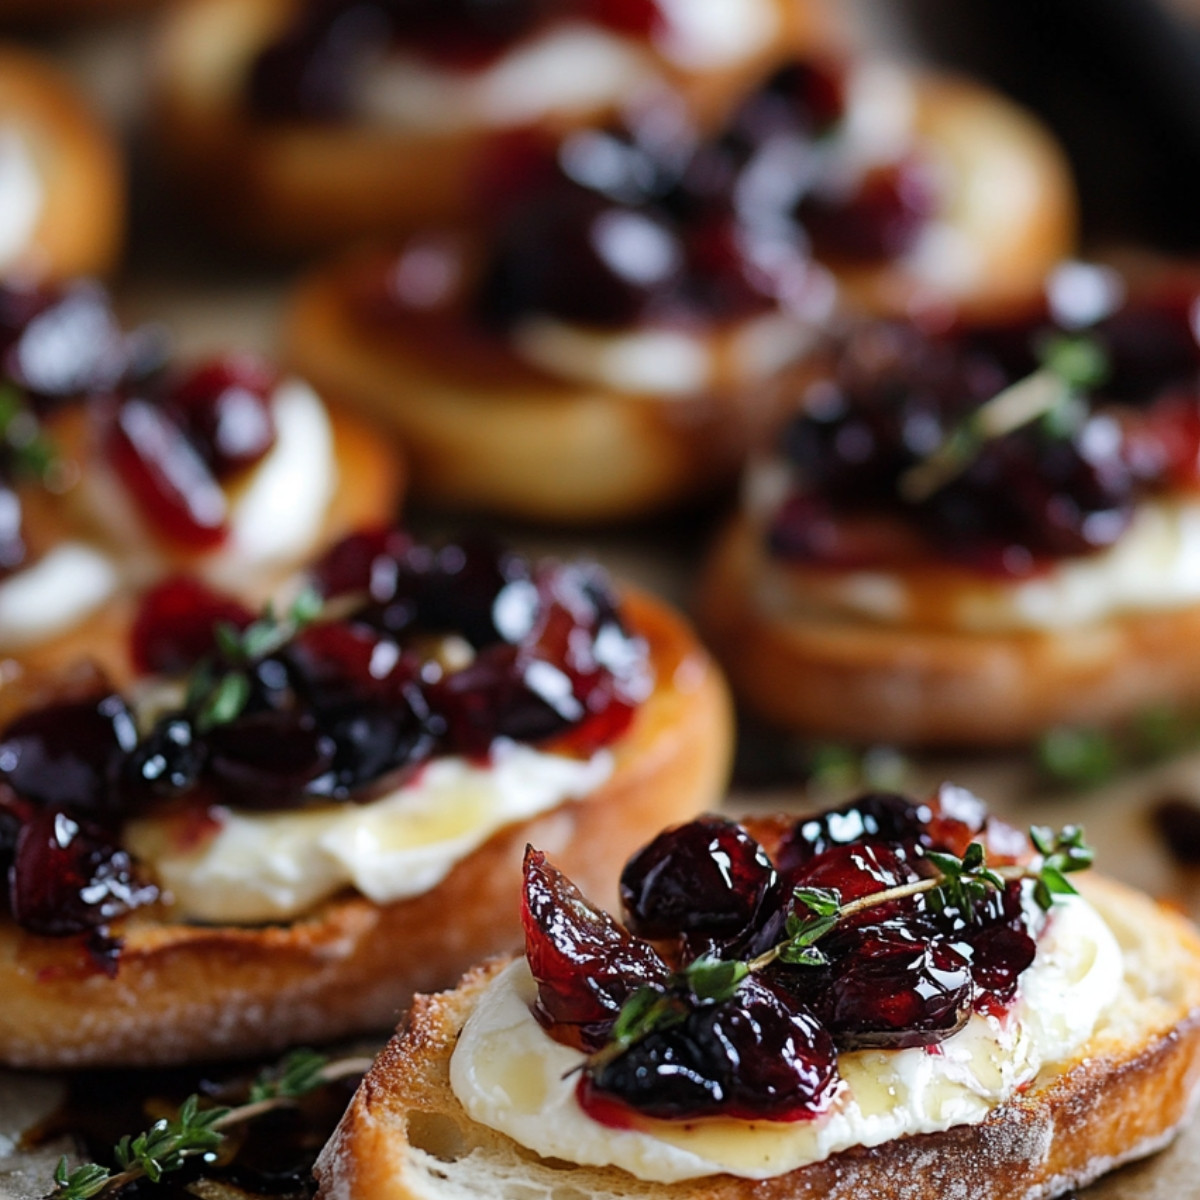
[770,273,1200,576]
[0,692,158,974]
[106,355,280,549]
[0,529,647,958]
[248,0,661,118]
[472,61,934,331]
[522,786,1039,1124]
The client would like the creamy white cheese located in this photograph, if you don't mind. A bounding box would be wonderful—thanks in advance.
[125,741,614,925]
[0,125,43,273]
[512,309,824,397]
[356,26,652,133]
[760,496,1200,633]
[81,377,337,589]
[204,378,338,589]
[449,894,1122,1183]
[0,541,121,652]
[354,0,778,132]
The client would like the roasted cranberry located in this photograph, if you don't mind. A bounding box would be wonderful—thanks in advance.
[429,645,580,758]
[478,184,685,329]
[775,792,932,875]
[808,924,973,1050]
[800,159,939,263]
[309,526,414,602]
[107,397,229,549]
[8,809,158,936]
[0,693,137,817]
[202,711,337,809]
[167,356,278,478]
[620,818,777,943]
[581,975,838,1123]
[0,279,132,407]
[122,716,206,803]
[791,842,919,907]
[287,623,435,793]
[132,577,255,675]
[523,848,668,1051]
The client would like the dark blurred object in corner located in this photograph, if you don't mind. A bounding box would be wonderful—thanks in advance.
[894,0,1200,250]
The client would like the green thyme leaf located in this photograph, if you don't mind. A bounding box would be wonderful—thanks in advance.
[778,943,829,967]
[195,671,250,733]
[249,1048,329,1102]
[684,955,750,1004]
[791,886,840,918]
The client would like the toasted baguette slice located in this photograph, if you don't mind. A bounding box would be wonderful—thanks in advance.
[0,589,731,1068]
[315,874,1200,1200]
[695,514,1200,747]
[151,0,827,254]
[0,45,123,281]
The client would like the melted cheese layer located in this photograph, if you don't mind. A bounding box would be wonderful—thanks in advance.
[0,541,121,652]
[354,1,779,132]
[763,497,1200,634]
[449,894,1121,1183]
[125,742,613,924]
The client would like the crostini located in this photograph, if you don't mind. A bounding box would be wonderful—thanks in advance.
[0,527,731,1066]
[315,787,1200,1200]
[698,262,1200,745]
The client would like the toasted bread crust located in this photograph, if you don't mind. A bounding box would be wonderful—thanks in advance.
[0,589,732,1067]
[0,45,124,282]
[315,875,1200,1200]
[152,0,828,253]
[696,515,1200,747]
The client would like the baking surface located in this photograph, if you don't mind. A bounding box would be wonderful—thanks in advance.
[4,7,1200,1199]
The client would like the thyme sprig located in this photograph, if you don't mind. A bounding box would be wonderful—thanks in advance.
[592,824,1093,1066]
[899,332,1109,503]
[48,1050,371,1200]
[186,585,324,733]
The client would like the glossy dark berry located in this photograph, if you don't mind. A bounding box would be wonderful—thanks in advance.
[8,808,158,936]
[580,975,838,1123]
[131,577,255,675]
[620,817,777,942]
[202,711,337,809]
[122,716,206,803]
[800,159,939,263]
[0,693,137,817]
[809,923,973,1050]
[775,792,933,876]
[523,847,668,1052]
[107,397,230,549]
[167,355,278,478]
